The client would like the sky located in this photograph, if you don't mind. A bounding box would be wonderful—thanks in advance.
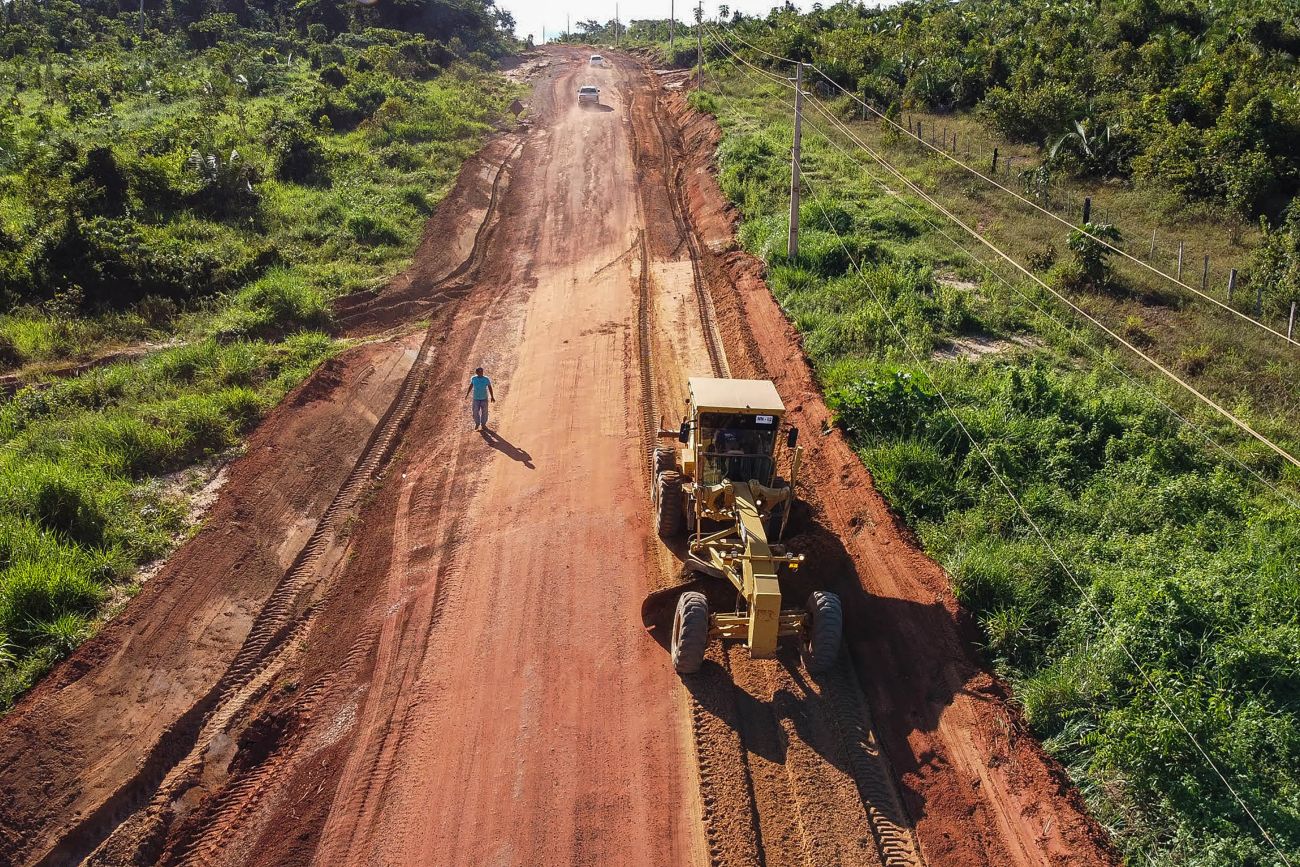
[497,0,810,46]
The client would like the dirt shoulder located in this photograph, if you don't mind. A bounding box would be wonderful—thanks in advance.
[662,80,1118,866]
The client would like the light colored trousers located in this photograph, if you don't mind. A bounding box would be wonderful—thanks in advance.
[472,398,489,428]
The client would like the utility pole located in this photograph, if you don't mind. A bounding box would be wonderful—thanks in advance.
[696,0,703,91]
[670,0,675,48]
[788,63,805,260]
[616,3,620,45]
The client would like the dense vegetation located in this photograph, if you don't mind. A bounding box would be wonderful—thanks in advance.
[0,0,518,705]
[696,0,1298,317]
[727,0,1300,217]
[701,46,1300,867]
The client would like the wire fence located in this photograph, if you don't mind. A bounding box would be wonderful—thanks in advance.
[813,89,1297,335]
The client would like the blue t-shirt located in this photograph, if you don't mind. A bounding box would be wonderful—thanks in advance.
[470,375,491,400]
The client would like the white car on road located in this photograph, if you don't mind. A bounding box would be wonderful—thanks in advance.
[577,85,600,106]
[589,54,604,66]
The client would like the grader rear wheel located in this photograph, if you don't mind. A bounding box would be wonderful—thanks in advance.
[655,470,684,537]
[802,590,843,673]
[671,591,709,674]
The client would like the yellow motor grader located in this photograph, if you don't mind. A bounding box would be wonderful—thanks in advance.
[647,377,842,674]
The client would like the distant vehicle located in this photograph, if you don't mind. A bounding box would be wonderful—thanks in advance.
[589,54,604,65]
[577,85,600,106]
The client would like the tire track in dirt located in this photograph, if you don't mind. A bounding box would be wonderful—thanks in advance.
[658,58,1119,867]
[31,130,528,867]
[628,60,924,867]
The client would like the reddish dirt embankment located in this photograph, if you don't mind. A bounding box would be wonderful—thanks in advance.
[663,77,1118,866]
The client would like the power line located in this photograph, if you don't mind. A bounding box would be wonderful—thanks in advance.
[703,32,1297,863]
[711,20,1300,350]
[804,175,1294,867]
[705,24,1300,511]
[798,93,1300,471]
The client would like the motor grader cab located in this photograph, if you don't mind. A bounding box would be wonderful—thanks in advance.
[647,377,842,674]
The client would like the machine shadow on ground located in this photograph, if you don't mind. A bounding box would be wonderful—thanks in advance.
[644,502,988,835]
[787,503,1008,830]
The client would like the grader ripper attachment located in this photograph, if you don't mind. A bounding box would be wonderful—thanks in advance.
[645,377,843,674]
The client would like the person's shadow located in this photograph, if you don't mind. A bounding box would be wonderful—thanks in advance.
[480,427,535,469]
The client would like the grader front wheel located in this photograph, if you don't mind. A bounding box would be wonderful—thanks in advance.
[671,591,709,673]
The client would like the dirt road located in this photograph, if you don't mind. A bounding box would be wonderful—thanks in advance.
[0,48,1115,867]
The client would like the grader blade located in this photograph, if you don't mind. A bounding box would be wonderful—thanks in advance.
[640,577,714,632]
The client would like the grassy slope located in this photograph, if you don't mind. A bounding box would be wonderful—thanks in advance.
[0,39,520,706]
[697,62,1300,866]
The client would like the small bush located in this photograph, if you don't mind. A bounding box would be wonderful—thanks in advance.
[829,370,940,441]
[268,118,329,185]
[1121,315,1154,346]
[687,90,718,116]
[346,213,403,246]
[0,332,21,369]
[216,270,332,339]
[1027,242,1057,273]
[398,185,431,212]
[0,560,103,652]
[1176,343,1215,376]
[863,438,961,520]
[2,463,109,547]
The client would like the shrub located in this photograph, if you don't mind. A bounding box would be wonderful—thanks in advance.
[1122,315,1154,346]
[216,270,332,339]
[0,462,108,547]
[1027,242,1057,273]
[0,332,21,369]
[0,560,103,652]
[345,213,403,246]
[980,83,1081,144]
[862,438,961,520]
[1176,343,1215,376]
[829,370,940,441]
[267,118,329,185]
[687,90,718,116]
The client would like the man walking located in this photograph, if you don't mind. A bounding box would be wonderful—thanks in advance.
[465,367,495,431]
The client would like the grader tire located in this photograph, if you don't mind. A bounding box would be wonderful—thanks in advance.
[656,471,684,537]
[671,591,709,674]
[653,446,677,476]
[803,590,843,673]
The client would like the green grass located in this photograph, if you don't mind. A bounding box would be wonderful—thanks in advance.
[703,61,1300,865]
[0,26,521,708]
[0,333,337,705]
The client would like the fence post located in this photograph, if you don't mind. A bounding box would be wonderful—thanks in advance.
[951,132,956,153]
[1150,228,1157,258]
[1176,241,1184,281]
[992,147,999,173]
[1289,301,1296,341]
[1228,269,1238,301]
[916,121,922,142]
[1082,197,1091,225]
[1202,255,1209,290]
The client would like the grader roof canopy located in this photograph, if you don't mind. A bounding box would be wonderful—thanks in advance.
[688,377,785,414]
